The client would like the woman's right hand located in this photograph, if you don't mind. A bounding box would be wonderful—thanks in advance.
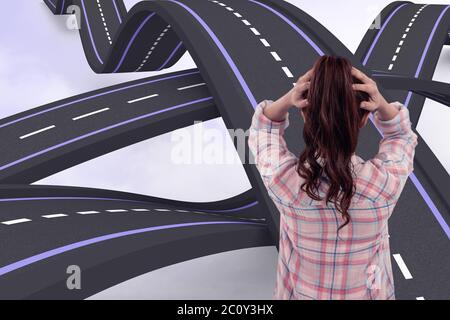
[351,67,390,113]
[351,66,401,121]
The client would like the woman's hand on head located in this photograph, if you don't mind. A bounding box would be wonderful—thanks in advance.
[289,68,313,110]
[351,67,390,112]
[262,69,313,122]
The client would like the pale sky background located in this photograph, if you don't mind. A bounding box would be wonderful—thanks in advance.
[0,0,449,299]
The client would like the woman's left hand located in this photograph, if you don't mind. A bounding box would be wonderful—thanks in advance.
[262,68,313,122]
[288,68,313,110]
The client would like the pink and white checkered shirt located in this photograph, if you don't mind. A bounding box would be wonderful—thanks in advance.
[248,99,418,300]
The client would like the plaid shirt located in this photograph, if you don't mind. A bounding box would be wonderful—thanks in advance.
[248,99,418,300]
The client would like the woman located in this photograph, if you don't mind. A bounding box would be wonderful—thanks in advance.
[248,55,418,300]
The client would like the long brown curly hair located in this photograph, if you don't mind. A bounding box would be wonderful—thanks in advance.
[297,55,370,232]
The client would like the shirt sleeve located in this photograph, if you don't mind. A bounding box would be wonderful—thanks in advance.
[368,101,419,202]
[248,99,300,201]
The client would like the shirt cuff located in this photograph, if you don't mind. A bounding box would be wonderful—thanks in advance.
[373,101,410,135]
[250,99,290,134]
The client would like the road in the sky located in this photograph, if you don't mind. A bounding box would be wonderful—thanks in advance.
[0,69,218,183]
[356,1,450,299]
[0,0,448,299]
[0,185,269,299]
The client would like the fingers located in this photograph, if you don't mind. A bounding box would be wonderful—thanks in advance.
[296,81,310,94]
[351,67,373,85]
[294,99,309,110]
[296,68,314,85]
[360,101,372,111]
[352,83,372,94]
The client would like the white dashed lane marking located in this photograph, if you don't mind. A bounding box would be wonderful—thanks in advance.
[72,108,110,121]
[177,83,207,91]
[0,206,266,229]
[416,297,425,300]
[282,67,294,78]
[260,39,270,47]
[209,0,297,82]
[393,253,413,280]
[77,211,99,215]
[127,94,159,104]
[1,218,32,225]
[96,0,113,45]
[135,25,172,72]
[20,125,56,140]
[250,27,261,35]
[388,4,427,71]
[42,214,68,219]
[271,52,282,61]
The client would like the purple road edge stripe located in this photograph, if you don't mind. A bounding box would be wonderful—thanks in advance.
[410,174,450,237]
[0,70,200,130]
[168,0,258,108]
[81,0,104,65]
[112,0,123,24]
[156,42,183,71]
[362,3,408,66]
[415,6,450,78]
[47,0,56,9]
[364,4,450,238]
[0,197,151,204]
[0,97,213,171]
[0,221,266,277]
[60,0,65,14]
[202,201,259,213]
[249,0,324,56]
[113,13,156,73]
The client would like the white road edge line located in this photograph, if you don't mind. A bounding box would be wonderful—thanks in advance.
[127,94,159,104]
[1,218,32,225]
[416,297,425,300]
[20,125,56,140]
[72,108,110,121]
[393,254,413,280]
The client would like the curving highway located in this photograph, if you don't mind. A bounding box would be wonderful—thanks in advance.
[0,185,269,299]
[0,0,449,299]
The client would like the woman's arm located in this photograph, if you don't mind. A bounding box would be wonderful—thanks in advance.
[370,102,418,202]
[248,99,298,191]
[263,70,312,122]
[352,67,418,202]
[261,90,294,122]
[247,69,312,199]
